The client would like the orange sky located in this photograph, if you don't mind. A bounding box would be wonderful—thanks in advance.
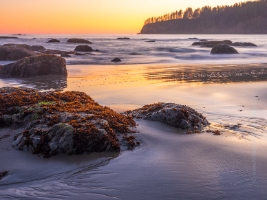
[0,0,248,34]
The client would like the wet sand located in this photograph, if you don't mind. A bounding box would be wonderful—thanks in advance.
[0,63,267,199]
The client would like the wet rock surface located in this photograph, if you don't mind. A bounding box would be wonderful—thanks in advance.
[124,103,209,130]
[0,54,67,78]
[67,38,92,44]
[117,37,130,40]
[0,87,137,157]
[0,45,36,61]
[211,43,238,54]
[74,45,93,52]
[232,42,257,46]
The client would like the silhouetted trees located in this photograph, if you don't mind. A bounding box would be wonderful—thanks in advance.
[143,0,267,25]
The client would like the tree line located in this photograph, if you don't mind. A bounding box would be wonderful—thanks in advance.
[144,0,267,25]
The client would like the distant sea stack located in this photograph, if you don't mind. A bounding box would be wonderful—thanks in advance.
[140,1,267,34]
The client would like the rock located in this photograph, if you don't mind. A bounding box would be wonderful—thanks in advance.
[188,37,198,40]
[0,171,8,180]
[0,36,18,39]
[61,53,71,57]
[0,54,67,78]
[111,58,121,62]
[74,45,93,52]
[211,43,238,54]
[0,87,137,157]
[232,42,257,47]
[124,102,209,130]
[3,44,46,52]
[30,45,46,51]
[67,38,92,44]
[0,45,36,61]
[48,39,60,43]
[43,49,74,55]
[192,40,232,47]
[199,39,208,42]
[145,40,156,42]
[117,37,130,40]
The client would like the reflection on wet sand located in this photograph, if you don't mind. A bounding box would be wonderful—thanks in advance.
[145,64,267,83]
[0,75,67,91]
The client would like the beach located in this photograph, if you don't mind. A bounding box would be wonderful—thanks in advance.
[0,34,267,199]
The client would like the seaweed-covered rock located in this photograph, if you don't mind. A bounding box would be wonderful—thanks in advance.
[0,54,67,78]
[67,38,92,44]
[0,87,137,157]
[124,103,209,130]
[0,45,36,61]
[48,39,60,43]
[74,45,93,52]
[211,43,238,54]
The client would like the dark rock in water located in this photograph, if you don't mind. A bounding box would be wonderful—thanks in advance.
[0,45,36,61]
[3,44,46,52]
[74,45,93,52]
[129,52,142,55]
[0,87,137,157]
[61,53,71,57]
[211,43,238,54]
[0,36,18,39]
[3,43,31,50]
[192,40,232,47]
[124,102,209,130]
[145,40,156,42]
[188,37,198,40]
[117,37,130,40]
[232,42,257,47]
[111,58,121,62]
[67,38,92,44]
[30,45,46,51]
[48,39,60,43]
[199,39,208,42]
[43,49,74,55]
[74,52,84,56]
[0,54,67,78]
[0,171,8,180]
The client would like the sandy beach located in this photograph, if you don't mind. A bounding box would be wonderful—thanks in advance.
[0,60,267,199]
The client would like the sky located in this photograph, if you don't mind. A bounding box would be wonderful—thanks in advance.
[0,0,249,34]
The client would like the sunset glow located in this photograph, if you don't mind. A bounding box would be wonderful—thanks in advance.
[0,0,249,34]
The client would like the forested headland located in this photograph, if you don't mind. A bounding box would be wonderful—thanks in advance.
[140,0,267,34]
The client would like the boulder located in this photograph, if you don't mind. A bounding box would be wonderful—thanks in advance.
[67,38,92,44]
[192,40,232,47]
[74,45,93,52]
[211,43,238,54]
[0,87,137,157]
[145,40,156,42]
[48,39,60,43]
[111,58,121,62]
[0,45,36,61]
[0,54,67,78]
[232,42,257,47]
[124,102,209,130]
